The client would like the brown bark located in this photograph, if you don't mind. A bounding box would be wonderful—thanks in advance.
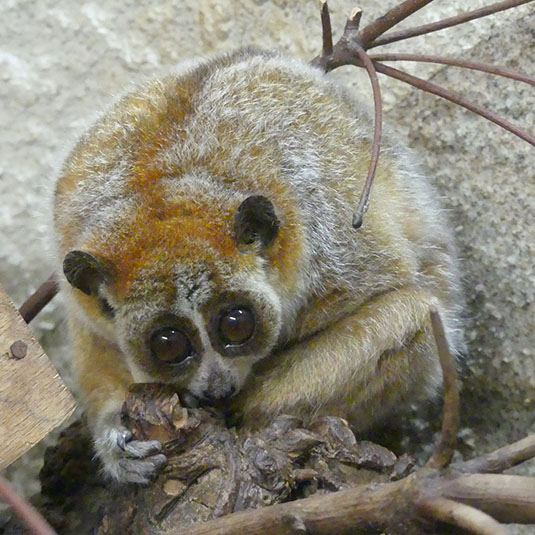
[4,383,535,535]
[3,384,404,535]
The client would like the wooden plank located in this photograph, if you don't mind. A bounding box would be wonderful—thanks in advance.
[0,283,76,470]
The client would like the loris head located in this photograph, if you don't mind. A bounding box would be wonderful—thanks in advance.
[54,48,324,403]
[61,190,287,403]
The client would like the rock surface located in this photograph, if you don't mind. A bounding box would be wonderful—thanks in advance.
[1,2,534,532]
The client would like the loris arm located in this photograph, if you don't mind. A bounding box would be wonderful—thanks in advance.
[236,287,445,431]
[70,318,166,483]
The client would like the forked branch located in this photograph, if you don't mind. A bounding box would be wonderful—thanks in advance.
[312,0,535,228]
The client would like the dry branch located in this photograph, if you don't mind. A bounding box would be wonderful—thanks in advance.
[358,0,436,48]
[0,476,57,535]
[349,42,382,229]
[368,53,535,87]
[17,274,58,324]
[370,0,535,48]
[8,416,534,535]
[319,0,333,57]
[454,434,535,474]
[426,309,460,469]
[373,61,535,146]
[416,497,508,535]
[310,0,535,228]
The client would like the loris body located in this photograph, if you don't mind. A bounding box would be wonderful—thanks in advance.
[53,49,463,483]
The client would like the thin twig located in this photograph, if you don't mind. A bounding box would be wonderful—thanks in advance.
[369,52,535,87]
[373,61,535,147]
[319,1,333,57]
[18,274,58,324]
[359,0,436,48]
[350,45,382,229]
[370,0,535,48]
[0,476,58,535]
[416,497,508,535]
[425,310,460,469]
[454,434,535,474]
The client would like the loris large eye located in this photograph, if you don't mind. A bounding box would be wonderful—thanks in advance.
[218,306,255,346]
[150,328,193,364]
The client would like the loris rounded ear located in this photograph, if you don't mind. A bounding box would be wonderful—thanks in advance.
[63,250,111,295]
[234,195,279,247]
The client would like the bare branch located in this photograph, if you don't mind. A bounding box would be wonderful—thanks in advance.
[0,476,58,535]
[416,497,508,535]
[370,0,535,48]
[351,46,382,229]
[454,434,535,474]
[373,61,535,147]
[346,7,362,31]
[369,52,535,87]
[173,478,412,535]
[17,274,58,324]
[425,309,460,469]
[319,1,333,57]
[359,0,436,48]
[442,474,535,524]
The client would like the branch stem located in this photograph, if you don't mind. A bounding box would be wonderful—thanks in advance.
[370,0,535,48]
[426,310,460,469]
[0,476,58,535]
[416,497,507,535]
[351,46,383,229]
[369,52,535,87]
[373,61,535,147]
[443,474,535,524]
[359,0,436,48]
[319,1,333,57]
[454,434,535,474]
[17,274,58,324]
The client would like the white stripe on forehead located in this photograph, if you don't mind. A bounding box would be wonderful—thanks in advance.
[173,262,216,310]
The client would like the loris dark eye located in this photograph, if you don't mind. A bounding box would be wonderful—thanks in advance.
[218,307,255,346]
[150,328,193,364]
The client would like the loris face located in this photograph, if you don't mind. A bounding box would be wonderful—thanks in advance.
[62,193,286,403]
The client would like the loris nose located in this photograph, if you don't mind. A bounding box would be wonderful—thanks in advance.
[201,385,236,404]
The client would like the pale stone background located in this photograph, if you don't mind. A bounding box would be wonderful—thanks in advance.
[1,0,534,530]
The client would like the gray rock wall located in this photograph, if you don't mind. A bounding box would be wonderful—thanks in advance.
[1,1,534,529]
